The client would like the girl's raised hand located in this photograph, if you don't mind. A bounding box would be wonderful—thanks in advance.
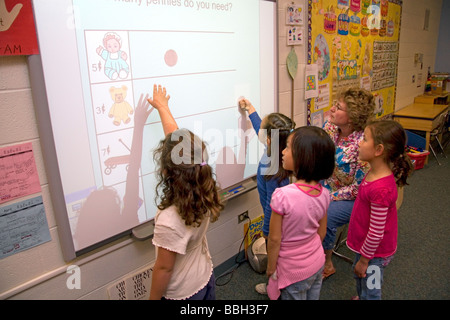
[147,84,170,111]
[238,98,250,111]
[238,98,255,114]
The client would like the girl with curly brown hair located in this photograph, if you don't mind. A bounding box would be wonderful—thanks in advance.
[147,85,224,300]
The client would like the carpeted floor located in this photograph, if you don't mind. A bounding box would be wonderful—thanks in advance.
[215,132,450,300]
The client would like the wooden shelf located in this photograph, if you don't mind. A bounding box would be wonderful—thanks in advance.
[414,92,449,105]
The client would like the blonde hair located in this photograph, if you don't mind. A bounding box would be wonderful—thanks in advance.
[337,87,375,132]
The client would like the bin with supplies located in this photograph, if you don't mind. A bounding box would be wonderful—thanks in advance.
[405,130,429,170]
[407,150,430,170]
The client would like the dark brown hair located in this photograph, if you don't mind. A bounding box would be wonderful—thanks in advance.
[290,126,335,182]
[261,113,296,182]
[366,120,414,187]
[153,129,224,226]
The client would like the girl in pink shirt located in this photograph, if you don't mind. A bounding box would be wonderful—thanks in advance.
[347,120,413,300]
[267,126,335,300]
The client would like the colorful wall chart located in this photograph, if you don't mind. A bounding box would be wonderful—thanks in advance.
[307,0,402,125]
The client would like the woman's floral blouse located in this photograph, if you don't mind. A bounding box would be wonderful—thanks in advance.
[322,120,370,201]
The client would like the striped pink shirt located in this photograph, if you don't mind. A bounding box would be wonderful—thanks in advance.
[347,174,398,259]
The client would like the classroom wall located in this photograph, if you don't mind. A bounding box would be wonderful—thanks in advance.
[395,0,443,109]
[278,0,308,127]
[0,0,443,299]
[434,0,450,72]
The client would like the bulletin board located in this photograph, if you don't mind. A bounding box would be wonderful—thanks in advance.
[307,0,402,126]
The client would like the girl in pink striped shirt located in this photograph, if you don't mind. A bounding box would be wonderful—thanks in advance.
[347,120,414,300]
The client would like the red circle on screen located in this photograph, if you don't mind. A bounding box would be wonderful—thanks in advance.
[164,50,178,67]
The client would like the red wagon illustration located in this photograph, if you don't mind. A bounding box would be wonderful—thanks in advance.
[103,139,131,175]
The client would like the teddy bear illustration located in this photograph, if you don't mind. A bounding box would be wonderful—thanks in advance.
[109,86,133,126]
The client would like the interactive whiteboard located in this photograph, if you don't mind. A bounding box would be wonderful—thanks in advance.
[31,0,277,258]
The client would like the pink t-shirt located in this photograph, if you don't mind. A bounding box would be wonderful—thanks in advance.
[347,174,398,259]
[267,183,330,300]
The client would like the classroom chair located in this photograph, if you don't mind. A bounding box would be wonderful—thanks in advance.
[429,111,448,165]
[332,224,353,264]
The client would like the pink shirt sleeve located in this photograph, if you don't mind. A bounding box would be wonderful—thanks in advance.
[360,203,389,259]
[270,187,286,216]
[360,187,391,259]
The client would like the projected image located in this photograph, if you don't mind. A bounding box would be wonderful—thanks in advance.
[33,0,275,252]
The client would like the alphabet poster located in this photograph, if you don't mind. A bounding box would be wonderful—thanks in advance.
[307,0,402,126]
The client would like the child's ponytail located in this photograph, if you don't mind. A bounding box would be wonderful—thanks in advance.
[392,151,414,187]
[366,120,414,187]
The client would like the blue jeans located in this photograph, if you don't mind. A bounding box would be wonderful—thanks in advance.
[352,254,394,300]
[187,273,216,300]
[322,200,355,250]
[280,266,324,300]
[162,273,216,300]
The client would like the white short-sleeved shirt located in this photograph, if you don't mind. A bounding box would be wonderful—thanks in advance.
[152,205,213,300]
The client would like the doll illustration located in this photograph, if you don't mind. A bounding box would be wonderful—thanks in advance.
[97,32,130,80]
[109,85,133,126]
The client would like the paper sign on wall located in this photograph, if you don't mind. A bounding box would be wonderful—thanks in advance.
[305,64,319,99]
[286,4,304,25]
[0,195,51,259]
[108,266,153,300]
[0,142,41,204]
[0,0,39,55]
[287,26,304,46]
